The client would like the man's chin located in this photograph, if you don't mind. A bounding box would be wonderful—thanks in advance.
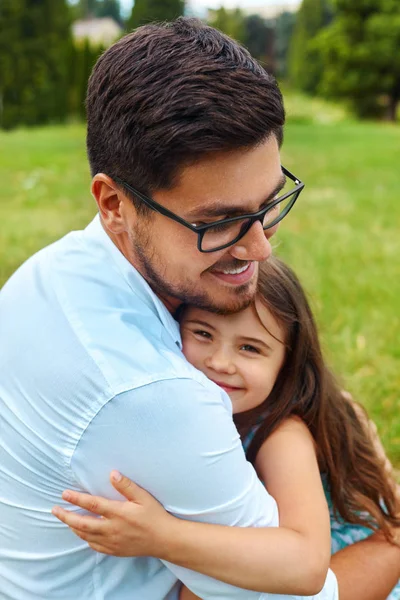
[197,281,257,315]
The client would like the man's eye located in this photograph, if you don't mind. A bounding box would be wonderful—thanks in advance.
[194,330,212,339]
[196,219,233,233]
[262,199,278,212]
[208,220,235,233]
[240,344,260,354]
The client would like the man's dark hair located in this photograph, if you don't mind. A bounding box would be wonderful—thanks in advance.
[86,17,285,200]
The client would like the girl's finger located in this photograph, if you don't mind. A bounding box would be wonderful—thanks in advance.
[52,506,107,533]
[88,542,117,555]
[70,527,94,542]
[69,529,122,556]
[70,527,105,543]
[69,530,115,555]
[60,489,118,518]
[110,470,150,502]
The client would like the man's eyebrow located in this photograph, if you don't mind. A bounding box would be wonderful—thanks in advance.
[185,319,216,331]
[187,174,287,220]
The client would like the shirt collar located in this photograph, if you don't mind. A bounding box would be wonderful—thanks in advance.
[84,214,182,349]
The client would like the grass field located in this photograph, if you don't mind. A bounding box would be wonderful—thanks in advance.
[1,100,399,467]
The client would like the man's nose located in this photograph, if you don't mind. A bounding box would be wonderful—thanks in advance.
[229,220,274,262]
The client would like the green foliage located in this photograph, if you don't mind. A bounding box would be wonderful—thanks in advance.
[96,0,122,23]
[242,11,297,76]
[288,0,333,93]
[72,0,123,24]
[208,7,246,43]
[69,39,106,119]
[0,0,73,129]
[128,0,185,29]
[80,0,99,17]
[244,14,275,69]
[209,9,296,77]
[316,0,400,120]
[274,11,297,78]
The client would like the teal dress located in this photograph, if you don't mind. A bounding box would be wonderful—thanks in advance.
[242,423,400,600]
[322,475,400,599]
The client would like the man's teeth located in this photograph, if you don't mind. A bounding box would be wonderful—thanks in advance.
[222,264,249,275]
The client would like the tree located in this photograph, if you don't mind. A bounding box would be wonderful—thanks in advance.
[0,0,73,129]
[244,14,275,71]
[71,0,123,24]
[128,0,185,30]
[317,0,400,120]
[274,11,296,78]
[288,0,333,93]
[73,0,98,18]
[208,7,246,44]
[97,0,122,24]
[69,38,104,118]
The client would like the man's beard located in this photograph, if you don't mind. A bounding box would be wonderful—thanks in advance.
[130,225,257,315]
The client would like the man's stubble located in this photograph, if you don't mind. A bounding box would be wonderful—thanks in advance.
[129,221,256,315]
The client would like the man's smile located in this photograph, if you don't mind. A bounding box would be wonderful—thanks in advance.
[209,261,255,285]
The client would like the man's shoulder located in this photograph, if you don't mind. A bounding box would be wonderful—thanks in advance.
[1,220,229,415]
[47,230,209,397]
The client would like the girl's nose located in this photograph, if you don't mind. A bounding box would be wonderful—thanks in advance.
[205,347,236,375]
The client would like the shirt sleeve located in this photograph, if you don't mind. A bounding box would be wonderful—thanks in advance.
[71,378,338,600]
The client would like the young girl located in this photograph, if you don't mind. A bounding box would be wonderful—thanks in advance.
[53,257,400,599]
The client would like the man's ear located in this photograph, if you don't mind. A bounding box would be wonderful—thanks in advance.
[91,173,129,234]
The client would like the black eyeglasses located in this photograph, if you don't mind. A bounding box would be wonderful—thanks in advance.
[115,166,304,253]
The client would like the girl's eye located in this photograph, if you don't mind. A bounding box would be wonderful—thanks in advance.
[193,330,212,339]
[240,344,260,354]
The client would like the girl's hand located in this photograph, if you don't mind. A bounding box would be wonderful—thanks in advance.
[52,471,176,558]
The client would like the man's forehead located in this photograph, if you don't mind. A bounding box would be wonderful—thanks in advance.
[157,136,282,215]
[185,171,286,219]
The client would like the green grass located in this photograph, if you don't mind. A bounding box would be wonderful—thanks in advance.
[1,102,399,468]
[279,117,400,468]
[0,124,96,284]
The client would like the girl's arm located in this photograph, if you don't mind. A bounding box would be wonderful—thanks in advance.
[177,417,331,600]
[179,585,200,600]
[254,416,331,572]
[172,417,331,595]
[54,417,331,596]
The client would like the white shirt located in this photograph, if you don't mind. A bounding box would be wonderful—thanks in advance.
[0,215,338,599]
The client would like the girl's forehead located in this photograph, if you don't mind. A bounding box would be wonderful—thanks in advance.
[181,305,254,327]
[181,303,284,343]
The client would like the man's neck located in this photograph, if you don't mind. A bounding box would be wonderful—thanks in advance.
[100,219,182,316]
[155,293,181,316]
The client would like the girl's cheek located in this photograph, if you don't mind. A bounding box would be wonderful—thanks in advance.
[182,339,204,369]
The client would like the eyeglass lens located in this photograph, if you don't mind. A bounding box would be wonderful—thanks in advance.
[201,185,299,252]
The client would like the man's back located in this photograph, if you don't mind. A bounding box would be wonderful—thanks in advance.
[0,218,186,598]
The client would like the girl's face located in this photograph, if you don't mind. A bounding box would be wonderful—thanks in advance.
[180,299,286,414]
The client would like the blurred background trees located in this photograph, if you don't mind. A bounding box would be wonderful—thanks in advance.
[0,0,399,130]
[288,0,333,94]
[70,0,123,22]
[128,0,185,29]
[208,7,246,44]
[0,0,72,129]
[316,0,400,119]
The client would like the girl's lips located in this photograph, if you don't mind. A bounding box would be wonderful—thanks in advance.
[211,380,243,393]
[210,261,255,285]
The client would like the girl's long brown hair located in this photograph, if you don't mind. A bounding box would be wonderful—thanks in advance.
[234,257,400,541]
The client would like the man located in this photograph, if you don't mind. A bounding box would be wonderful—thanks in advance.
[0,18,398,600]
